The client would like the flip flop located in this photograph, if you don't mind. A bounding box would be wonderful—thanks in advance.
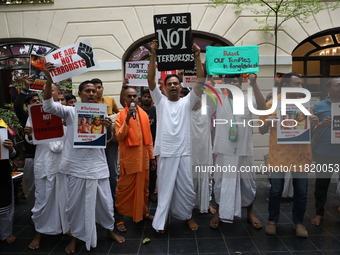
[115,222,127,232]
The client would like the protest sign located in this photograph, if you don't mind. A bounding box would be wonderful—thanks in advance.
[331,102,340,143]
[45,39,99,83]
[29,54,47,91]
[206,45,259,75]
[277,102,311,144]
[125,61,149,87]
[0,129,9,160]
[74,103,107,148]
[183,68,196,87]
[28,104,64,144]
[154,12,194,71]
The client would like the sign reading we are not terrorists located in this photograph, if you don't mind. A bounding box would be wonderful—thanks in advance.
[154,12,194,71]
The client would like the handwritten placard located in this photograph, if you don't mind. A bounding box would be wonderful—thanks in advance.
[206,45,259,75]
[45,39,99,83]
[154,12,194,71]
[125,61,149,87]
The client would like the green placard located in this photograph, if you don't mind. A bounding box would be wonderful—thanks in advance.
[206,45,259,75]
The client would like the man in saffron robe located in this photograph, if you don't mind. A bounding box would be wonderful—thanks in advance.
[115,88,156,231]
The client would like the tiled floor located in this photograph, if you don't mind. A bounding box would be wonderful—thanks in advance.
[1,174,340,254]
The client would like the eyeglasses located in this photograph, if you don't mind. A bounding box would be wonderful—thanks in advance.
[127,94,138,98]
[166,82,179,86]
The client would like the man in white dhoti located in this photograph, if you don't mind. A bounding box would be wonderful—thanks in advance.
[210,74,266,229]
[191,96,214,213]
[148,40,205,232]
[25,83,69,250]
[42,63,124,253]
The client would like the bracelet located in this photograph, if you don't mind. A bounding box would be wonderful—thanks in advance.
[122,86,128,90]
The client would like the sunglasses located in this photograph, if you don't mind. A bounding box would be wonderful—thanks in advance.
[127,94,138,98]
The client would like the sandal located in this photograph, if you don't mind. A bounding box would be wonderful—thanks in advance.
[115,222,127,232]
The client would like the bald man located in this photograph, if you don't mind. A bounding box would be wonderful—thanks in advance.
[114,88,156,231]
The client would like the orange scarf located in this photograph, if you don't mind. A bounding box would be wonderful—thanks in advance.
[119,105,153,147]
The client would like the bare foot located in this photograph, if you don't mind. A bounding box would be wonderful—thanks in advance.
[311,215,323,226]
[157,219,169,234]
[29,232,42,250]
[107,230,125,243]
[209,214,220,229]
[247,213,262,229]
[186,218,199,231]
[5,235,16,244]
[209,205,216,215]
[65,237,77,253]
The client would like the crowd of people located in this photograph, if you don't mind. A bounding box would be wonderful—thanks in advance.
[1,40,340,253]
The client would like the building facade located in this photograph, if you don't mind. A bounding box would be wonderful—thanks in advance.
[1,0,339,165]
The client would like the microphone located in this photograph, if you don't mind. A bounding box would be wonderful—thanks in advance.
[130,102,136,119]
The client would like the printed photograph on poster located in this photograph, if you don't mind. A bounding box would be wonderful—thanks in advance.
[331,102,340,143]
[28,104,64,144]
[277,102,311,144]
[154,12,194,71]
[125,61,149,87]
[0,129,9,160]
[29,54,47,91]
[74,103,107,148]
[45,39,99,83]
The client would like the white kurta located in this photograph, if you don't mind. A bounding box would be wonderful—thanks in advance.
[191,106,214,213]
[43,98,114,250]
[25,117,68,235]
[212,91,257,223]
[150,88,198,231]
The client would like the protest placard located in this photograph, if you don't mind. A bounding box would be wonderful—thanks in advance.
[125,61,149,87]
[45,39,99,83]
[29,54,47,91]
[28,104,64,144]
[206,45,259,75]
[74,103,107,148]
[154,12,194,71]
[331,102,340,143]
[0,129,9,160]
[183,68,196,87]
[277,102,311,144]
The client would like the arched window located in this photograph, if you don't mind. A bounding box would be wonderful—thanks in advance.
[292,28,340,100]
[0,39,58,107]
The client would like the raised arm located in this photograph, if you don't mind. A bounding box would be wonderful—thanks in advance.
[248,73,266,110]
[43,62,55,101]
[147,40,158,91]
[192,43,205,97]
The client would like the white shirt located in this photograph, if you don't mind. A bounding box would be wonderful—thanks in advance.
[213,92,255,156]
[150,87,198,157]
[43,98,109,179]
